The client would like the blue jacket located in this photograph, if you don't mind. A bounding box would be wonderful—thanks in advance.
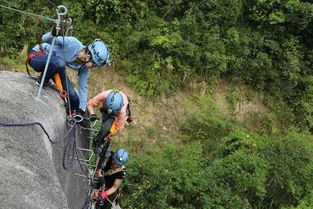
[32,32,90,111]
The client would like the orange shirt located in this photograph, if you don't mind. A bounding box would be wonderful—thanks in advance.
[88,90,128,132]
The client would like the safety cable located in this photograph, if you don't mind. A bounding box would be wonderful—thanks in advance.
[62,34,72,115]
[62,124,75,169]
[0,120,92,174]
[0,4,57,23]
[0,120,77,144]
[0,121,54,143]
[47,0,58,9]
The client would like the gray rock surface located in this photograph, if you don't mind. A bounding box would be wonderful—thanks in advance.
[0,71,91,209]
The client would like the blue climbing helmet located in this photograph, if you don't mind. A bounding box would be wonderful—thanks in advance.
[113,148,129,166]
[105,91,124,114]
[88,39,110,67]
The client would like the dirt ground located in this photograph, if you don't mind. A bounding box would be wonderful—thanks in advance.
[87,67,193,152]
[86,67,268,152]
[1,61,268,152]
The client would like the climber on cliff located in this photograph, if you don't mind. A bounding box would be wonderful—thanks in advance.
[93,148,129,209]
[26,26,111,120]
[87,90,133,167]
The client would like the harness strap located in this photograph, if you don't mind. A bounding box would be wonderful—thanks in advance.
[25,44,69,110]
[103,165,124,176]
[25,43,45,78]
[25,51,45,78]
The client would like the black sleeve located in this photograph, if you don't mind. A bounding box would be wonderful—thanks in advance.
[114,170,125,180]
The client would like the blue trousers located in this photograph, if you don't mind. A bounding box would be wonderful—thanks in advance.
[29,52,80,111]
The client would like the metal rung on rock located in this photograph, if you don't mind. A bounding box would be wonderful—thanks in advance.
[75,147,95,163]
[74,173,91,180]
[74,168,96,179]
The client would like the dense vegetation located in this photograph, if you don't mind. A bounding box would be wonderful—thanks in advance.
[2,0,313,208]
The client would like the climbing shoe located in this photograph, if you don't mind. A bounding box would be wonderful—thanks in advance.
[79,118,91,128]
[94,146,102,155]
[36,75,50,87]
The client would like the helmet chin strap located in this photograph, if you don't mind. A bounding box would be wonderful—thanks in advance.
[74,58,85,65]
[74,49,91,66]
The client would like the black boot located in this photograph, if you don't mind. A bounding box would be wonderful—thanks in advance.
[36,74,50,87]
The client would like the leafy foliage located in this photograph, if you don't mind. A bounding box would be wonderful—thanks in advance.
[122,142,206,209]
[3,0,313,130]
[179,95,236,157]
[3,1,313,208]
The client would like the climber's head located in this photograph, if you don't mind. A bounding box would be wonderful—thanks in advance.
[113,148,129,166]
[87,39,110,67]
[105,91,124,114]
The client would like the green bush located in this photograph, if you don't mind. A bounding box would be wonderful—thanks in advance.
[179,95,236,156]
[214,130,313,208]
[121,142,206,209]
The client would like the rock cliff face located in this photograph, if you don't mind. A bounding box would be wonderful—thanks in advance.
[0,71,90,209]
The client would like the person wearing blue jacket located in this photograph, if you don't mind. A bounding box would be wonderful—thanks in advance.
[28,29,110,116]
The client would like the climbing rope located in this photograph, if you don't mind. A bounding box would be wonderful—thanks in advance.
[0,4,57,23]
[0,120,78,144]
[0,120,91,176]
[62,124,76,169]
[0,121,54,143]
[0,117,117,209]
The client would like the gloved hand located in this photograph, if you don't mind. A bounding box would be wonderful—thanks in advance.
[95,170,103,178]
[94,146,102,155]
[107,135,113,140]
[100,106,106,113]
[97,196,105,205]
[51,25,62,37]
[126,116,133,124]
[79,118,91,128]
[89,114,99,122]
[97,191,108,205]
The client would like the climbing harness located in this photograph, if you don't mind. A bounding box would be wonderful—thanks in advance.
[25,44,45,80]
